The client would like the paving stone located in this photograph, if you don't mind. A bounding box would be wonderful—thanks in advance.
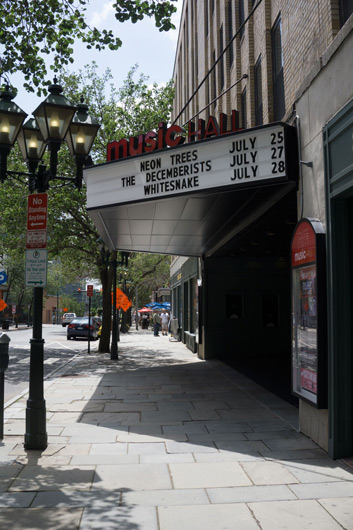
[128,442,166,455]
[141,410,192,422]
[241,461,299,485]
[122,488,209,506]
[215,439,268,453]
[245,430,302,441]
[218,408,277,420]
[207,484,297,503]
[89,443,128,455]
[140,453,194,464]
[261,449,328,460]
[162,423,208,435]
[9,465,95,492]
[166,441,217,453]
[81,504,159,529]
[263,437,319,451]
[187,432,247,443]
[188,409,222,421]
[247,420,292,432]
[103,402,157,412]
[280,458,353,483]
[0,492,34,507]
[203,421,252,433]
[169,462,252,488]
[0,507,83,529]
[319,497,353,528]
[70,454,139,466]
[249,499,343,530]
[194,452,263,463]
[0,463,23,493]
[92,463,172,491]
[158,503,260,530]
[289,481,353,499]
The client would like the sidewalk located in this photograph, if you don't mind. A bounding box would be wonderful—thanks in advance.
[1,329,353,529]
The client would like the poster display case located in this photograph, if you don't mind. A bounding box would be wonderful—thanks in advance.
[291,218,327,407]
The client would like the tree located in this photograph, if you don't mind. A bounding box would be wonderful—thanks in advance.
[45,65,173,351]
[0,64,173,349]
[0,0,178,94]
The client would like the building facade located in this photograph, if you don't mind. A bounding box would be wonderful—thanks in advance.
[170,0,353,459]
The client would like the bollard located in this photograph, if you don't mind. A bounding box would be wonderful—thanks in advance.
[0,333,10,440]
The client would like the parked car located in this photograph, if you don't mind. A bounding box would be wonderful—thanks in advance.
[61,313,76,327]
[67,317,100,340]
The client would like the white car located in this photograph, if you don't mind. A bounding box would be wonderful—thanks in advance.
[61,313,76,327]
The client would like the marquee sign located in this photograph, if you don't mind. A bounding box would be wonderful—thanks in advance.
[84,122,296,210]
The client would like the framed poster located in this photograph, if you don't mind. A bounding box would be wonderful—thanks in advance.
[291,218,327,407]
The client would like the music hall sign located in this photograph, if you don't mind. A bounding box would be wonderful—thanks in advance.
[84,111,297,213]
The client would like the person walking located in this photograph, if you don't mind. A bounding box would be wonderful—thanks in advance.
[152,311,161,336]
[160,310,169,336]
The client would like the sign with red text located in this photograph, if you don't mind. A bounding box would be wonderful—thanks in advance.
[27,193,48,231]
[87,285,94,297]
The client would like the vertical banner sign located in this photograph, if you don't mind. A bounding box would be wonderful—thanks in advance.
[87,285,94,297]
[291,218,327,408]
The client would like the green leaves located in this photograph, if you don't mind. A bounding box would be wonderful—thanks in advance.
[0,0,177,94]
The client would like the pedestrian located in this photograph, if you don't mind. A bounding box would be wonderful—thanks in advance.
[160,310,169,336]
[152,311,161,336]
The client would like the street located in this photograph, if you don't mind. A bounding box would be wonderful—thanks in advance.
[2,324,94,404]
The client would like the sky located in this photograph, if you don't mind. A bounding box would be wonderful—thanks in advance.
[12,0,183,114]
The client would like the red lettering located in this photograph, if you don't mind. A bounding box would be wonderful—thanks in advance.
[158,122,167,149]
[204,115,220,138]
[144,131,157,153]
[106,111,239,161]
[107,139,128,161]
[188,119,205,142]
[165,125,185,147]
[129,134,144,156]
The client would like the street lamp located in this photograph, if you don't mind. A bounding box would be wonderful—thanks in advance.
[0,79,100,450]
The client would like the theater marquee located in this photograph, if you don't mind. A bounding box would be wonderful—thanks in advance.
[84,122,296,210]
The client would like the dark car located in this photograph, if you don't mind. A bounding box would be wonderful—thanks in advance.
[67,317,99,341]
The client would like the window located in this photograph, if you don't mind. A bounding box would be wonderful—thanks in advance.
[220,25,224,90]
[228,0,234,67]
[272,15,285,120]
[254,56,263,125]
[340,0,353,26]
[241,88,247,129]
[239,0,245,38]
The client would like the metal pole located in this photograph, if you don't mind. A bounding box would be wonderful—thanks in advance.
[135,285,139,330]
[56,290,59,324]
[24,286,47,450]
[0,373,4,439]
[111,259,118,359]
[88,296,91,355]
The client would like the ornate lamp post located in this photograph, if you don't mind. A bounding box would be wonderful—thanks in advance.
[0,79,100,450]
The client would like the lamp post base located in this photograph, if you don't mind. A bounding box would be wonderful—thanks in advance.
[24,399,47,450]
